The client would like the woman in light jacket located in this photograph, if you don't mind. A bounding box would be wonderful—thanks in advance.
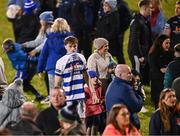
[87,37,116,94]
[102,104,141,136]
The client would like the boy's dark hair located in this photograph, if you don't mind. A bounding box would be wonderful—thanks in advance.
[176,0,180,5]
[2,38,14,53]
[138,0,151,8]
[64,36,78,45]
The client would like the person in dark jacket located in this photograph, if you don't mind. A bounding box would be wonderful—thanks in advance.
[172,77,180,102]
[105,64,143,129]
[116,0,132,64]
[96,0,122,64]
[164,0,180,49]
[128,0,152,85]
[6,102,43,135]
[149,34,174,109]
[149,88,180,135]
[36,87,66,135]
[164,43,180,88]
[11,0,40,44]
[39,0,58,18]
[57,0,94,60]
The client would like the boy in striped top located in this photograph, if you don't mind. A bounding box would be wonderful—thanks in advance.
[55,36,87,118]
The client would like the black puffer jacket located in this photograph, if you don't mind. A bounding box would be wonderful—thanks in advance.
[128,13,152,59]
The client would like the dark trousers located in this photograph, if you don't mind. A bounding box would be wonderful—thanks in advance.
[15,63,40,97]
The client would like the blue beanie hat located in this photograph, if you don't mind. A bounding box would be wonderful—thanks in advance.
[104,0,117,9]
[88,70,97,78]
[24,0,37,14]
[39,11,54,23]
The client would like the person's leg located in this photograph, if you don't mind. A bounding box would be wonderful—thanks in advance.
[41,74,54,104]
[23,79,40,97]
[99,112,106,134]
[44,72,49,95]
[22,68,42,100]
[48,74,54,94]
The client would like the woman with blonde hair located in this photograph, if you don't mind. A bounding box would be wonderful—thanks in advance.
[149,88,180,135]
[102,104,141,136]
[37,17,72,102]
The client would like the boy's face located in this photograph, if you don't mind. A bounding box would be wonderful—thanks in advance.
[65,43,78,53]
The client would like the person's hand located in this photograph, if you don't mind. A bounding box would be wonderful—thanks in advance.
[108,68,114,74]
[92,92,99,104]
[38,72,45,79]
[28,50,37,57]
[21,43,27,47]
[139,57,145,63]
[160,68,167,73]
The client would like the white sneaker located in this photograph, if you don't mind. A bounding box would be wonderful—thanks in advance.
[140,106,148,113]
[41,96,50,104]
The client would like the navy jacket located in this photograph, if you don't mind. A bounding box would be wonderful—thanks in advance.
[37,32,72,74]
[105,77,143,112]
[105,77,143,128]
[149,109,180,135]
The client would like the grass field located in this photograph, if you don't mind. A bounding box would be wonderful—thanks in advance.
[0,0,177,135]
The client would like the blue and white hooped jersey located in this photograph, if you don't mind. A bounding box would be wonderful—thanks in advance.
[55,53,86,101]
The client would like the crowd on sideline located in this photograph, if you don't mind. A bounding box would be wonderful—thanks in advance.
[0,0,180,135]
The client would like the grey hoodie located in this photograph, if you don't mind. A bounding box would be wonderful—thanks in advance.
[0,79,26,128]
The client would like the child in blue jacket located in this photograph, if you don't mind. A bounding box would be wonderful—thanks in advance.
[2,38,43,101]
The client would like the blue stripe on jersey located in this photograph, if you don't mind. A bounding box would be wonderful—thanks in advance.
[63,79,84,87]
[62,71,83,78]
[65,60,84,69]
[55,69,83,77]
[55,72,62,76]
[65,88,84,96]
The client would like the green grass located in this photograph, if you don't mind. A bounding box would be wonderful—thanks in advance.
[0,0,176,135]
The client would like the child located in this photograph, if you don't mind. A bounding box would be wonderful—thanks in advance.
[131,69,148,113]
[2,38,43,101]
[54,36,86,118]
[84,70,105,135]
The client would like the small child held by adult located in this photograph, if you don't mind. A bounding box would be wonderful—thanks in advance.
[131,69,148,113]
[84,70,106,135]
[2,38,43,101]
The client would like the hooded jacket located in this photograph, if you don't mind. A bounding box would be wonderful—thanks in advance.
[37,32,72,74]
[0,79,25,128]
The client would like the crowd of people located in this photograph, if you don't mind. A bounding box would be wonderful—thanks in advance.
[0,0,180,135]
